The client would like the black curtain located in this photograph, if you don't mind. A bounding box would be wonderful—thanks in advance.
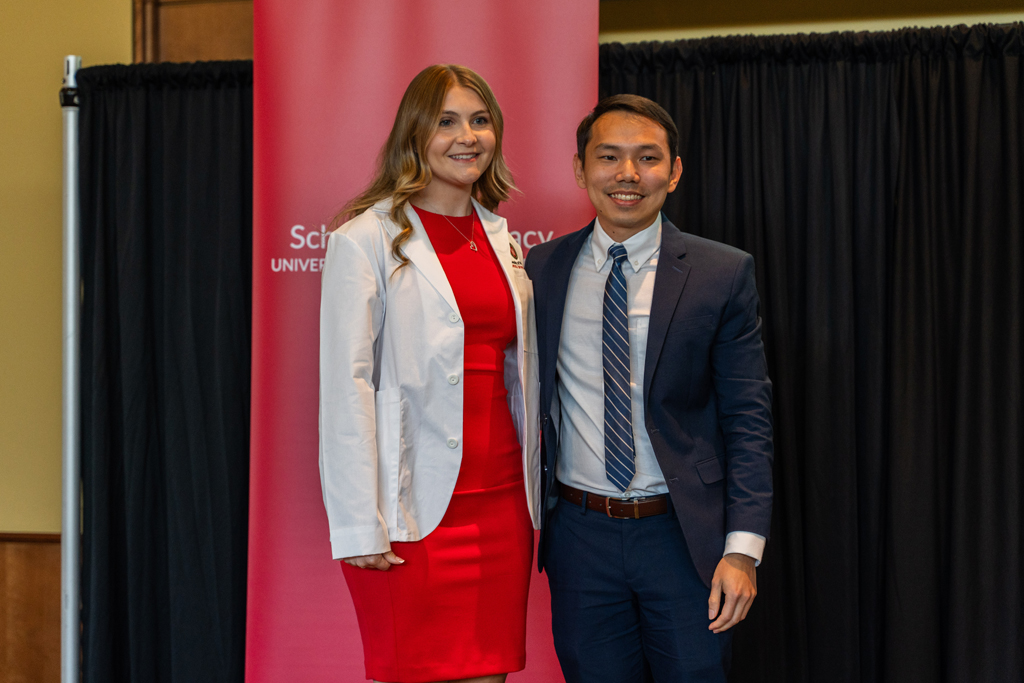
[601,24,1024,683]
[75,23,1024,683]
[78,62,252,683]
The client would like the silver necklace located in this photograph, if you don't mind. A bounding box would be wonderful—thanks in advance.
[440,212,478,252]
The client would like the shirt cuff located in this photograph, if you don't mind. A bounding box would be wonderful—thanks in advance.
[724,531,766,565]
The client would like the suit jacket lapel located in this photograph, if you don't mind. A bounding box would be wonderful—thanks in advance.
[540,222,593,413]
[644,218,690,408]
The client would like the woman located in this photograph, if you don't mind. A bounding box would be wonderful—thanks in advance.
[319,64,540,683]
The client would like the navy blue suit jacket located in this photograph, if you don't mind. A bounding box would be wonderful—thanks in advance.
[524,217,774,587]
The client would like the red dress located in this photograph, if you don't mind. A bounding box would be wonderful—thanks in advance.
[341,206,534,683]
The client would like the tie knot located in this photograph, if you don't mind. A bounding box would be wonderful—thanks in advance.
[608,243,628,264]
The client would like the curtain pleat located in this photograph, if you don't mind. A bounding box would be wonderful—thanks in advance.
[601,23,1024,683]
[78,61,253,683]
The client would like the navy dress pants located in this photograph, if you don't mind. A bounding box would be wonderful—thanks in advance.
[546,496,732,683]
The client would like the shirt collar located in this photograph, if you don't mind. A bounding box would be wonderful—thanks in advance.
[591,214,662,273]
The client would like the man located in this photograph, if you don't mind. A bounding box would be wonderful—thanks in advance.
[524,94,773,682]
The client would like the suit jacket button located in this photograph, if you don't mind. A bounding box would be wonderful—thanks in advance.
[447,438,459,449]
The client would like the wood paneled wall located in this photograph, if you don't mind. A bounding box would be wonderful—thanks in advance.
[0,535,60,683]
[134,0,253,63]
[132,0,1019,64]
[599,0,1024,32]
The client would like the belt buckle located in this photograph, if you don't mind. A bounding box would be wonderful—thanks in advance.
[605,496,642,519]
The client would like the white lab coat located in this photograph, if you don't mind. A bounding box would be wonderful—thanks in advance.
[319,197,540,560]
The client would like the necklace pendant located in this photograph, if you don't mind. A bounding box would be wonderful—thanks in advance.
[469,240,478,251]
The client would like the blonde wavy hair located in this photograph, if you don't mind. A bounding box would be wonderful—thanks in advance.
[338,64,516,266]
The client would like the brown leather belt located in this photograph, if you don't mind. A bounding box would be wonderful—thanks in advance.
[559,482,669,519]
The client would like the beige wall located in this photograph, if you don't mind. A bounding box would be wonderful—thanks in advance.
[0,1,130,533]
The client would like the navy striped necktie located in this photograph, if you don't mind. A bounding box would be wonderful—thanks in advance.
[603,243,635,492]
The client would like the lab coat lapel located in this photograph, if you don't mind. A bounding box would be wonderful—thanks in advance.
[398,202,461,315]
[477,199,514,280]
[476,199,525,343]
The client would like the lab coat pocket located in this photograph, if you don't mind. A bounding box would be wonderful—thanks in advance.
[374,388,402,530]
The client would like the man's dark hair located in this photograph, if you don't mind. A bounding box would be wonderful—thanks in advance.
[575,94,679,166]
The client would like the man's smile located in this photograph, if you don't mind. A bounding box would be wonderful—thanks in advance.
[608,191,645,205]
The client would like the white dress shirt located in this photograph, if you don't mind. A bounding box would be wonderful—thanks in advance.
[554,216,765,562]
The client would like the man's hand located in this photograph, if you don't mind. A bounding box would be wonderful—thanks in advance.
[708,553,757,633]
[342,551,405,571]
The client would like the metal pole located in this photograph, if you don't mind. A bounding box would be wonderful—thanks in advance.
[60,54,82,683]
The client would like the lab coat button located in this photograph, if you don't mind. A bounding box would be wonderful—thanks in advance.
[447,438,459,449]
[448,313,460,323]
[448,374,459,385]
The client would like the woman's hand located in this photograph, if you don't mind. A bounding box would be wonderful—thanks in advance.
[342,551,405,571]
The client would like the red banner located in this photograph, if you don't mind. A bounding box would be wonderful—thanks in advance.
[247,1,598,680]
